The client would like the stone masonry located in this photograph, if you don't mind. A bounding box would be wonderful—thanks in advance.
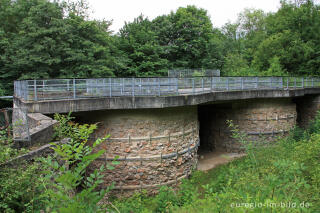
[201,98,296,153]
[75,106,199,195]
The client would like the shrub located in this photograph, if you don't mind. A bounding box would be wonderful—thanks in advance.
[41,113,118,212]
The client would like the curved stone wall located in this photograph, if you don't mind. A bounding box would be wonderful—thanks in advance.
[76,106,199,194]
[203,98,296,153]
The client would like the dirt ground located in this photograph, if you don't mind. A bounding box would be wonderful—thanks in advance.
[197,150,246,171]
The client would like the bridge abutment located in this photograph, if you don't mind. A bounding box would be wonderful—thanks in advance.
[74,106,199,195]
[198,98,297,153]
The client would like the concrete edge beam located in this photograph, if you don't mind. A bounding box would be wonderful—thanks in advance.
[14,88,320,114]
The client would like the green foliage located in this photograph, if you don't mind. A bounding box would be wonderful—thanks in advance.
[42,112,116,212]
[222,53,254,76]
[0,162,47,213]
[1,0,320,96]
[0,112,116,212]
[112,112,320,212]
[0,126,45,212]
[0,126,28,164]
[117,15,168,77]
[0,0,115,95]
[264,56,287,76]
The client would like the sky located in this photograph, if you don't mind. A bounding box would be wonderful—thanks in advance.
[88,0,282,33]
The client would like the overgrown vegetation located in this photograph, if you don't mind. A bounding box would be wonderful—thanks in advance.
[1,0,320,96]
[109,113,320,212]
[0,113,117,212]
[1,110,320,212]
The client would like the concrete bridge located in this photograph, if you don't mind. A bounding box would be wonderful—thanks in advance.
[13,76,320,195]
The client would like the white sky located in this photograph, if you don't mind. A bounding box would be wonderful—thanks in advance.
[88,0,281,33]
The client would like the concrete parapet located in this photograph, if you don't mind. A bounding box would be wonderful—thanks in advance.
[14,112,58,148]
[13,88,320,114]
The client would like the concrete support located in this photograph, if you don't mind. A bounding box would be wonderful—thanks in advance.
[199,98,296,153]
[13,112,58,148]
[75,106,199,195]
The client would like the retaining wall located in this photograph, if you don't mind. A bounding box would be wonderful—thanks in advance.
[199,98,297,153]
[75,106,199,195]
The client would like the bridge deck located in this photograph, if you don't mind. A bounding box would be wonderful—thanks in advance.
[14,77,319,102]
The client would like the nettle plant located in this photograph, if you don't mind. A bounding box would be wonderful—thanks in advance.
[41,113,119,213]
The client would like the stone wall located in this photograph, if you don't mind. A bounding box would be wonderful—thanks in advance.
[75,106,199,195]
[296,95,320,128]
[199,98,296,153]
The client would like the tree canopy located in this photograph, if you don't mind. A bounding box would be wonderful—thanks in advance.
[1,0,320,95]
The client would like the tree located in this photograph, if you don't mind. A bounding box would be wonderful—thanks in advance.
[117,15,168,77]
[255,0,320,75]
[0,0,115,95]
[163,6,214,69]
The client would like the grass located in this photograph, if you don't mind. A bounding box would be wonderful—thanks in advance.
[108,121,320,213]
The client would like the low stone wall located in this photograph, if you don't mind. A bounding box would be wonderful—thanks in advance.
[200,98,297,153]
[75,106,199,195]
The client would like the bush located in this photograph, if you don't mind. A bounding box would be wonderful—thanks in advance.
[42,113,118,212]
[0,162,46,212]
[113,112,320,212]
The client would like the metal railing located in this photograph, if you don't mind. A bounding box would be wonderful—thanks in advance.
[0,107,30,142]
[14,77,320,101]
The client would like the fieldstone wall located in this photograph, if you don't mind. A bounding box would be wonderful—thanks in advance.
[296,95,320,128]
[200,98,296,153]
[75,106,199,195]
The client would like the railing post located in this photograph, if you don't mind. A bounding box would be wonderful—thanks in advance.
[256,77,258,89]
[176,78,179,95]
[227,78,229,91]
[24,81,28,100]
[241,77,244,90]
[294,77,296,89]
[201,77,204,92]
[140,78,142,95]
[73,78,76,99]
[192,78,195,94]
[109,78,112,97]
[280,77,283,89]
[95,79,98,96]
[132,78,135,97]
[302,77,304,88]
[312,78,314,87]
[158,78,161,96]
[33,79,37,101]
[270,77,272,89]
[287,78,289,89]
[102,78,105,96]
[67,80,70,91]
[121,78,124,95]
[210,77,213,91]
